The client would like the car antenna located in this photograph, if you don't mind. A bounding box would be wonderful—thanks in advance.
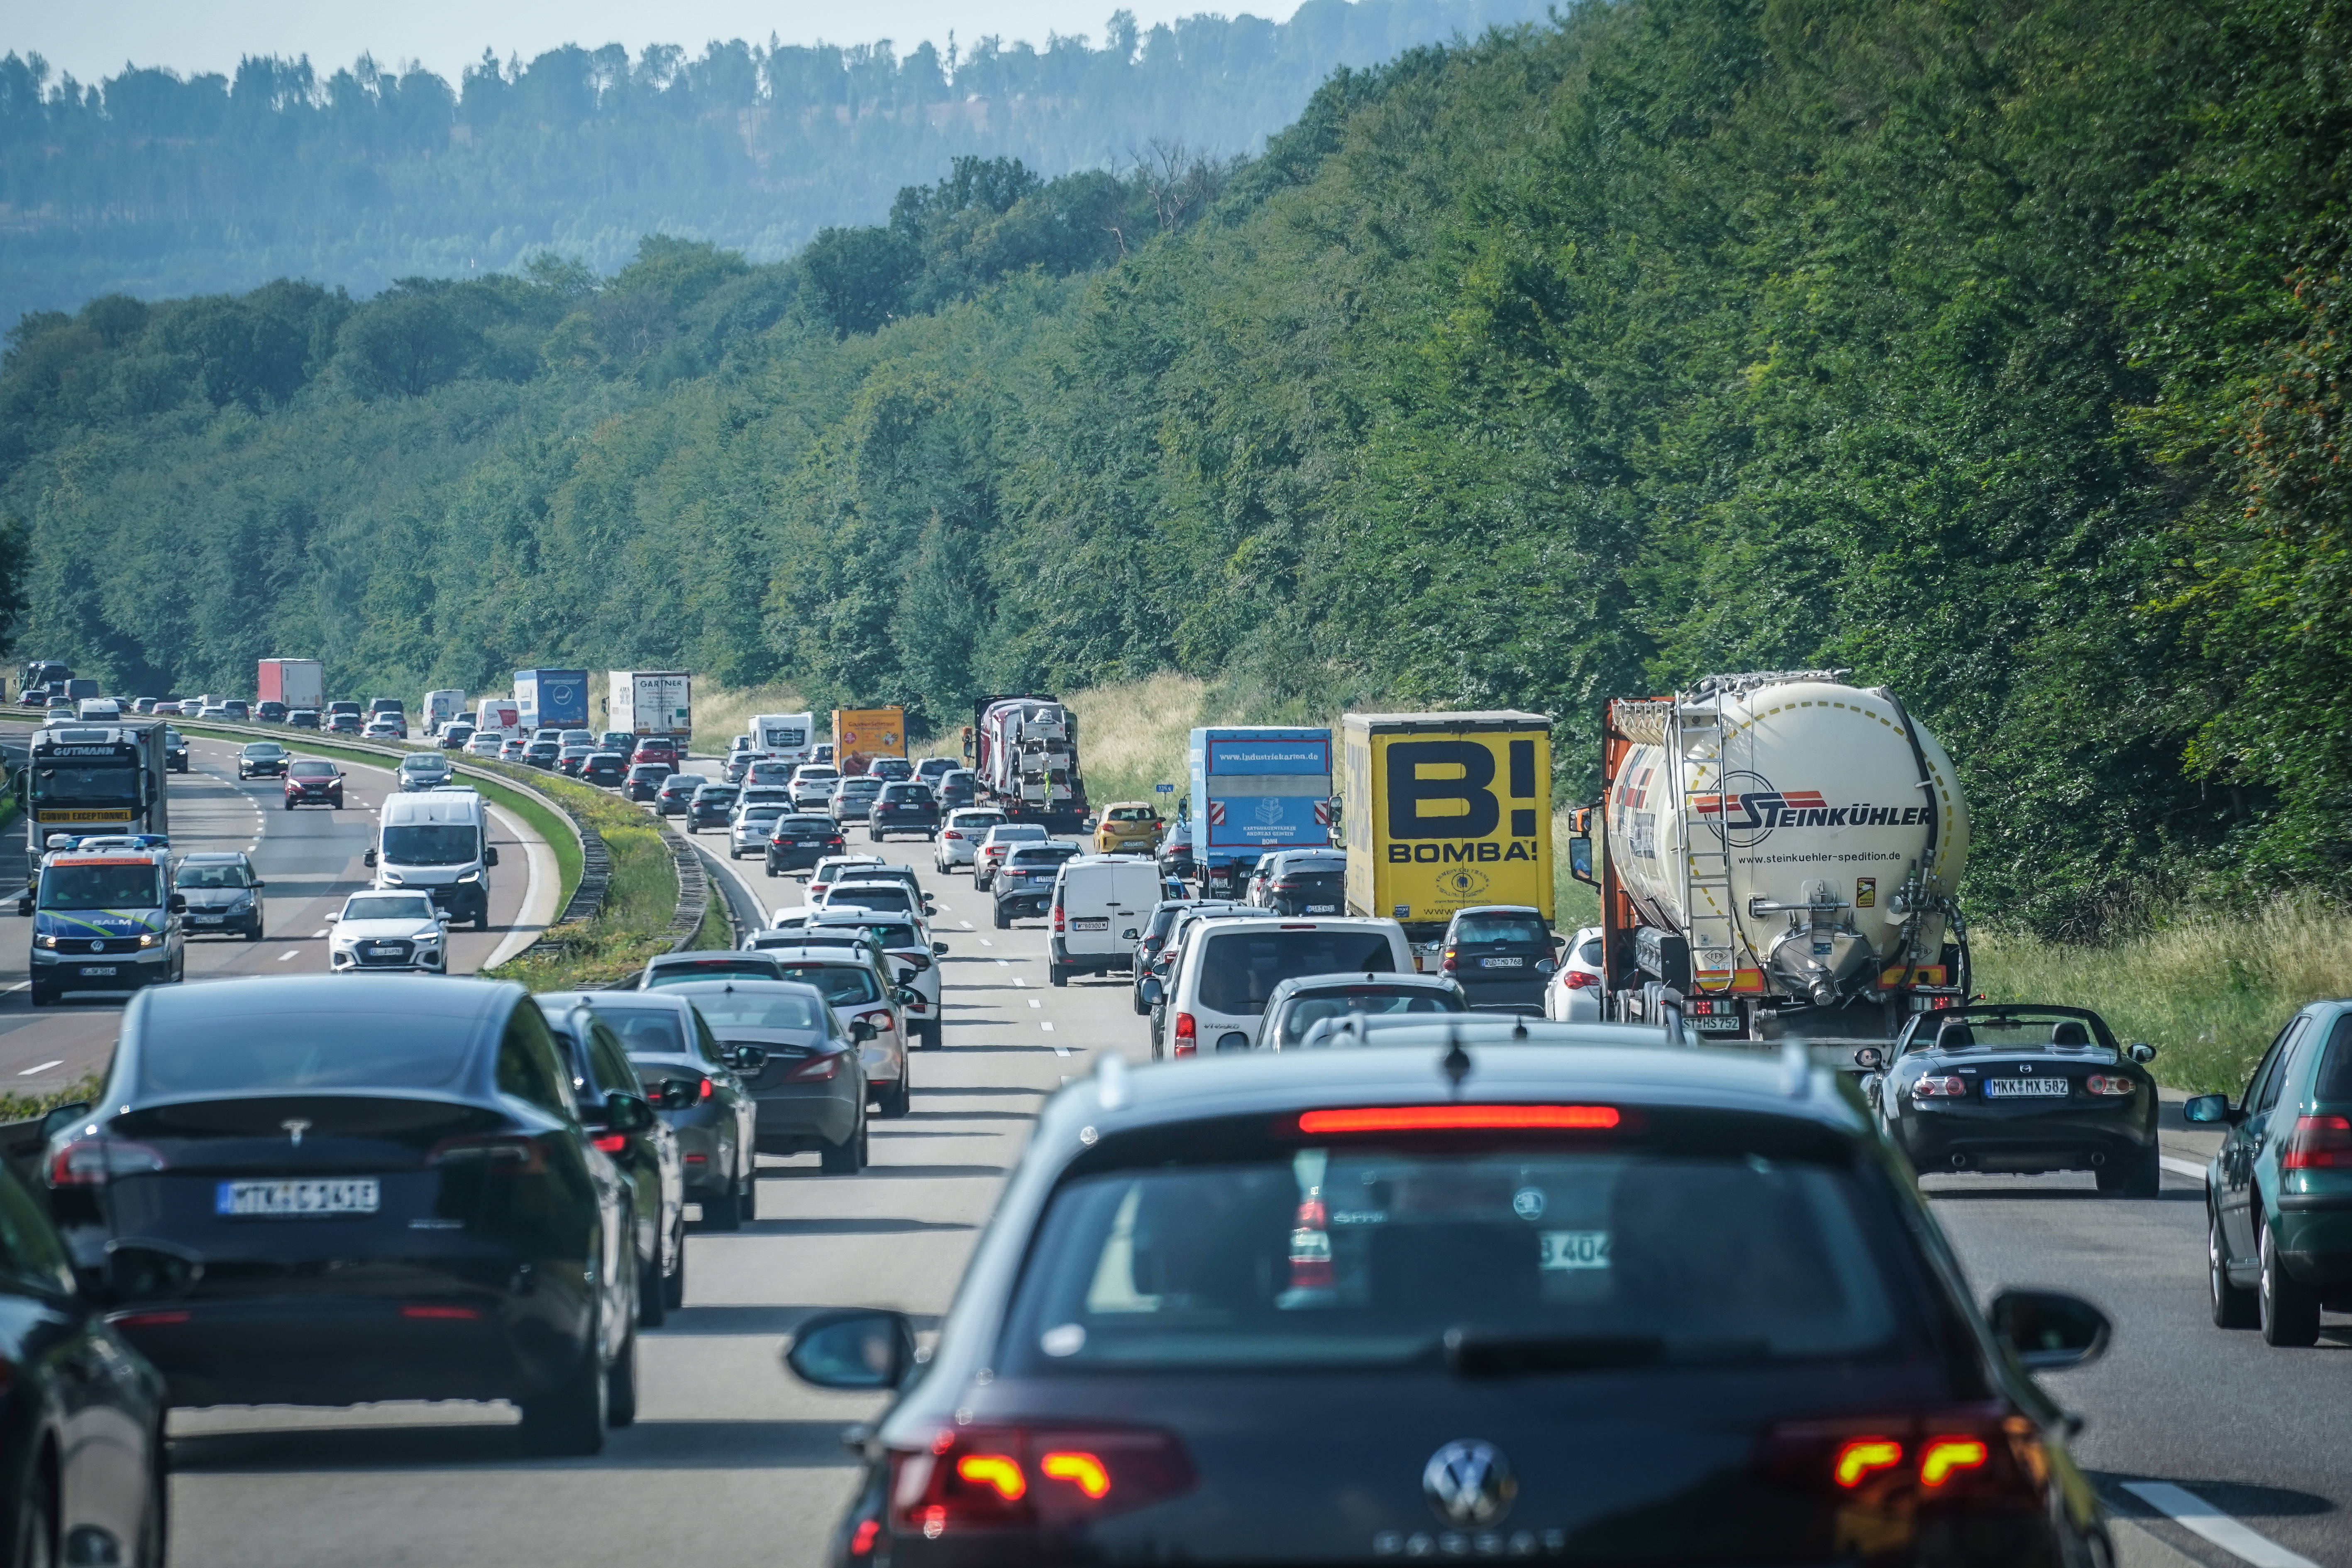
[1441,1022,1473,1094]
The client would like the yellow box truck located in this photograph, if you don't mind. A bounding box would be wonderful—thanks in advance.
[833,707,908,776]
[1342,711,1553,939]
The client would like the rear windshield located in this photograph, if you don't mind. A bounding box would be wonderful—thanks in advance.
[826,920,920,949]
[999,1138,1900,1374]
[1009,845,1080,868]
[771,964,883,1005]
[137,1016,474,1096]
[1576,937,1603,966]
[881,784,930,801]
[662,774,707,791]
[646,959,779,987]
[1197,929,1396,1015]
[1280,988,1460,1047]
[829,885,914,913]
[1454,914,1548,947]
[677,989,831,1034]
[779,816,836,832]
[592,1006,697,1061]
[989,826,1049,844]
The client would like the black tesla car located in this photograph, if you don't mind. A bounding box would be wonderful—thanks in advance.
[787,1042,2117,1567]
[1863,1003,2161,1195]
[44,975,644,1456]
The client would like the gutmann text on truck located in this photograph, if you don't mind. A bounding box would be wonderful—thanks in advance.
[18,722,171,881]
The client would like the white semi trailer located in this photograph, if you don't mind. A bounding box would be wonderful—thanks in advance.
[1573,670,1972,1057]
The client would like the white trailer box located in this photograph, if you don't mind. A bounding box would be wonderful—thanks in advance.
[609,671,692,736]
[750,711,816,765]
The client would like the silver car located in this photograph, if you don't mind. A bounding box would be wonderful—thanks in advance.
[729,800,791,860]
[933,807,1007,872]
[398,753,453,791]
[754,944,914,1119]
[828,777,884,822]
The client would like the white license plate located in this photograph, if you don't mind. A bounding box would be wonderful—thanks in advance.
[192,916,223,924]
[1690,1014,1743,1032]
[1072,918,1109,931]
[1307,904,1338,913]
[1540,1230,1611,1270]
[217,1179,381,1217]
[1481,956,1526,969]
[78,966,117,976]
[1985,1078,2069,1098]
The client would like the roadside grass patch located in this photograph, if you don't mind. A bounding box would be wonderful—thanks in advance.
[683,681,808,758]
[1974,896,2352,1094]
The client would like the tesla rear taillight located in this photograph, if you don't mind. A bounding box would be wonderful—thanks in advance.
[1298,1105,1620,1134]
[426,1135,545,1173]
[47,1136,165,1187]
[2284,1114,2352,1170]
[1911,1076,1967,1098]
[1173,1012,1197,1057]
[890,1426,1194,1536]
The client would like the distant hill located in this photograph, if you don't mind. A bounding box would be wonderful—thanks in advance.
[0,0,1548,322]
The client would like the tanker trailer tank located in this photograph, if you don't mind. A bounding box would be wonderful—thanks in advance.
[1594,671,1971,1053]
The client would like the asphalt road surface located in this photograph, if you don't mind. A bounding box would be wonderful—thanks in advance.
[0,733,547,1093]
[125,797,2350,1568]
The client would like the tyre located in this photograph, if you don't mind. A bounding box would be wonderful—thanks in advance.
[248,923,264,942]
[606,1326,638,1429]
[701,1184,741,1232]
[1049,963,1068,988]
[474,909,490,932]
[2259,1221,2321,1346]
[877,1074,911,1119]
[27,983,48,1009]
[639,1251,666,1328]
[15,1472,54,1568]
[920,1020,943,1050]
[662,1218,686,1311]
[1133,985,1150,1017]
[740,1168,758,1222]
[765,862,778,879]
[993,905,1010,930]
[822,1111,867,1174]
[2098,1144,2161,1198]
[728,846,740,860]
[518,1312,609,1456]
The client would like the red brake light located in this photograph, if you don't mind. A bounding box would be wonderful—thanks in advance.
[1053,905,1065,933]
[1833,1438,1904,1488]
[1919,1436,1989,1487]
[1172,1012,1197,1057]
[1298,1105,1620,1134]
[47,1136,166,1187]
[890,1426,1193,1536]
[2083,1074,2136,1097]
[1758,1409,2045,1504]
[849,1519,881,1558]
[1440,947,1457,974]
[1563,970,1597,990]
[110,1310,190,1329]
[788,1052,843,1081]
[592,1133,628,1155]
[2284,1114,2352,1170]
[699,1076,713,1101]
[400,1304,481,1321]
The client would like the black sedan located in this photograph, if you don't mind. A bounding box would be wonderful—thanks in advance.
[582,752,628,787]
[686,782,741,833]
[767,813,847,877]
[655,773,707,818]
[0,1153,169,1565]
[235,740,289,779]
[661,980,869,1175]
[788,1042,2117,1566]
[46,975,643,1456]
[541,1000,687,1325]
[1863,1002,2161,1195]
[867,782,940,842]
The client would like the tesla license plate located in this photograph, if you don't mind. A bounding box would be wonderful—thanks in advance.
[1307,903,1338,913]
[1985,1077,2069,1098]
[217,1179,381,1217]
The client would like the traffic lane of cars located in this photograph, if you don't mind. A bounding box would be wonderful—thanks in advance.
[1927,1169,2352,1568]
[161,832,1104,1568]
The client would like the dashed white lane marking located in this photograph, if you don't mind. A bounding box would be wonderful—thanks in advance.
[996,960,1010,968]
[312,929,329,938]
[1029,998,1041,1009]
[1012,977,1027,987]
[276,950,299,962]
[18,1060,62,1076]
[980,939,993,948]
[2121,1483,2320,1568]
[960,920,974,930]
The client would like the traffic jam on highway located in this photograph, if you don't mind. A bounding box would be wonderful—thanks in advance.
[0,659,2343,1568]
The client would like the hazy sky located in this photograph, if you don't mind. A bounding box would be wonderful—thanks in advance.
[15,0,1301,86]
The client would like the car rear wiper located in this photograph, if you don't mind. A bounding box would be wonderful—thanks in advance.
[1439,1328,1767,1376]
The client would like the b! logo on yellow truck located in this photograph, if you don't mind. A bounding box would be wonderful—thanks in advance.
[1342,712,1552,935]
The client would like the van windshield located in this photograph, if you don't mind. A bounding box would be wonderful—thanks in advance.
[381,824,479,865]
[40,864,164,910]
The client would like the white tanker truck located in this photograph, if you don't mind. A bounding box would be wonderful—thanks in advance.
[1572,671,1971,1060]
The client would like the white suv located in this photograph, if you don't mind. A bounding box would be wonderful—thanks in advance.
[789,764,841,810]
[1146,915,1411,1060]
[934,807,1007,872]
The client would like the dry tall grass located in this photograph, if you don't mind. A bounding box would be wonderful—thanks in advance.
[1063,673,1213,806]
[1974,896,2352,1093]
[678,682,809,758]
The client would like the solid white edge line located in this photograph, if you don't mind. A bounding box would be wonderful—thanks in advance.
[2120,1482,2322,1568]
[2159,1155,2207,1180]
[479,804,554,971]
[17,1060,62,1076]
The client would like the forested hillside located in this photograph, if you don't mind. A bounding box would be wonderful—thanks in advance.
[4,0,2347,935]
[0,0,1543,321]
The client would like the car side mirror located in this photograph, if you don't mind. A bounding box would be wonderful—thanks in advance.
[362,848,377,867]
[2183,1093,2240,1126]
[1568,834,1595,886]
[784,1308,917,1391]
[1987,1288,2110,1372]
[851,1019,877,1043]
[38,1102,90,1141]
[322,913,338,924]
[2128,1041,2157,1064]
[484,847,500,867]
[168,894,187,914]
[658,1079,698,1111]
[932,942,949,956]
[252,879,266,889]
[1854,1046,1885,1071]
[603,1092,654,1134]
[1140,976,1165,1006]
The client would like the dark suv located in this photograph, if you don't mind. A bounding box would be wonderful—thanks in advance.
[1253,849,1347,916]
[766,814,846,877]
[867,781,940,842]
[1437,904,1556,1012]
[992,841,1083,928]
[582,752,628,787]
[686,782,740,832]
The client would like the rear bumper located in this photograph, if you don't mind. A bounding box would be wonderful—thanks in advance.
[1048,939,1126,973]
[112,1291,580,1408]
[1889,1104,2154,1171]
[753,1083,862,1151]
[1455,972,1546,1007]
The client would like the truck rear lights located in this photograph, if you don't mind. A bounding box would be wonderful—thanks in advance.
[891,1426,1194,1534]
[1172,1012,1197,1056]
[1298,1105,1621,1134]
[2284,1114,2352,1170]
[2083,1075,2136,1097]
[1911,1076,1967,1098]
[47,1136,166,1187]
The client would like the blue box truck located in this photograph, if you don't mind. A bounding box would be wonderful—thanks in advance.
[1187,727,1335,895]
[514,669,590,733]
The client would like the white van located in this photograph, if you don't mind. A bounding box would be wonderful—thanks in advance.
[365,789,498,930]
[474,698,523,741]
[750,712,816,767]
[1047,855,1163,986]
[1150,915,1411,1058]
[421,689,467,735]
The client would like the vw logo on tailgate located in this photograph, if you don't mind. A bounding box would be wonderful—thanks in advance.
[1423,1439,1516,1526]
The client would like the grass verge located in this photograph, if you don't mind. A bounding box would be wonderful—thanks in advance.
[482,782,691,992]
[0,1074,101,1123]
[1974,896,2352,1094]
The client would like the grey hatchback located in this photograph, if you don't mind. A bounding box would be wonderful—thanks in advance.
[1255,971,1468,1050]
[173,851,266,940]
